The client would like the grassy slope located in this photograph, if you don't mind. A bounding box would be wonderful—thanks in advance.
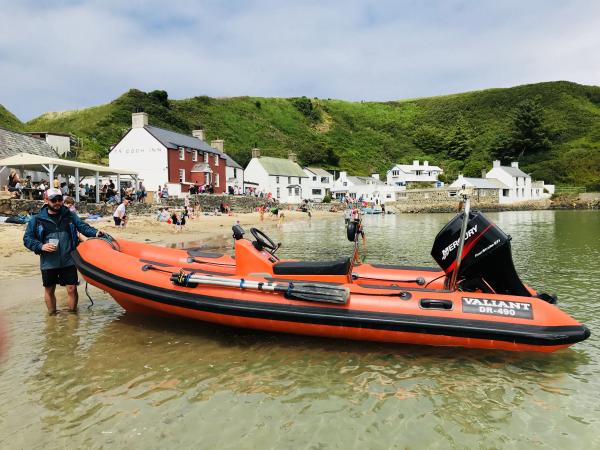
[0,104,24,131]
[26,81,600,189]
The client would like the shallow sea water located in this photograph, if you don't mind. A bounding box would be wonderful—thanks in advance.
[0,210,598,449]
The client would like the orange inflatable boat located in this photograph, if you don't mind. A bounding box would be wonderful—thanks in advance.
[73,202,590,352]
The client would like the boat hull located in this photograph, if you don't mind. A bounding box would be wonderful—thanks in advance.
[73,242,590,353]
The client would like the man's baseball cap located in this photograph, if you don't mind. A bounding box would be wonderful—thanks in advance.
[46,188,63,200]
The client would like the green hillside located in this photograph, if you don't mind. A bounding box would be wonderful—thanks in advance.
[0,104,24,131]
[26,81,600,190]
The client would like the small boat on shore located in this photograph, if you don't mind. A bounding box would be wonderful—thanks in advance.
[74,198,590,352]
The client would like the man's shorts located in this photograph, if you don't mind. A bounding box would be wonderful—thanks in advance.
[41,265,79,287]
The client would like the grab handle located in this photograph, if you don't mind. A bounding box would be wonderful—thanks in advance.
[420,299,453,310]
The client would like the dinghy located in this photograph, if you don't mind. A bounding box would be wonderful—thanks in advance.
[73,198,590,352]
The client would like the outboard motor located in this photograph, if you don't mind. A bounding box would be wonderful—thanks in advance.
[431,209,531,296]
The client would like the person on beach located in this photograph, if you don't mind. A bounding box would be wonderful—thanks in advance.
[171,211,182,232]
[113,197,130,227]
[23,188,104,315]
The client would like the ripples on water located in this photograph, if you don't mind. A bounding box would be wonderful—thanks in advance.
[0,210,599,448]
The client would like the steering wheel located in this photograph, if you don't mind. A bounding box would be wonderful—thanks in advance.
[250,227,279,254]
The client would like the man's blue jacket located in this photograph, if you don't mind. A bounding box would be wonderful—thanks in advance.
[23,205,98,270]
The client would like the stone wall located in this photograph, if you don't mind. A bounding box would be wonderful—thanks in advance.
[0,195,269,216]
[159,194,268,213]
[392,187,554,213]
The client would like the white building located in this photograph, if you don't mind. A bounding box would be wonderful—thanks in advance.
[28,132,72,156]
[303,167,334,201]
[449,175,509,201]
[109,112,241,197]
[244,149,309,203]
[450,161,552,204]
[387,160,443,187]
[332,172,398,204]
[485,160,550,204]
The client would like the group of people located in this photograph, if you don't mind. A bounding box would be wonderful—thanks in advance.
[155,205,189,232]
[189,183,216,195]
[5,169,147,206]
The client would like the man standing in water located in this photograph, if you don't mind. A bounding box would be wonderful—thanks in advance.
[23,188,104,315]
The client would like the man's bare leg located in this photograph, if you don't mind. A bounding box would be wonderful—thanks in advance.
[44,285,57,314]
[66,285,79,312]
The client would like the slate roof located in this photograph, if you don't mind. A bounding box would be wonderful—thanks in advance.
[144,125,242,169]
[256,157,308,177]
[497,166,529,178]
[0,127,58,158]
[305,167,333,177]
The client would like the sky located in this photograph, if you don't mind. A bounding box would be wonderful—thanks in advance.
[1,0,599,121]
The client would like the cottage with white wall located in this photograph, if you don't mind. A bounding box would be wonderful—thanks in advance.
[449,175,509,201]
[28,132,72,156]
[332,172,397,204]
[485,160,550,204]
[303,167,333,201]
[109,112,242,197]
[244,149,308,203]
[387,160,443,187]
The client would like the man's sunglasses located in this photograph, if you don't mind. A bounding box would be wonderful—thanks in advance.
[49,196,63,203]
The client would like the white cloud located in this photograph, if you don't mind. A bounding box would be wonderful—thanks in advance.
[1,0,599,120]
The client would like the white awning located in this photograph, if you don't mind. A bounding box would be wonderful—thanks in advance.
[0,152,137,177]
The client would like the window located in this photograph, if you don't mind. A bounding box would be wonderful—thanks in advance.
[288,187,292,196]
[192,150,197,161]
[313,176,317,181]
[179,147,185,160]
[288,176,291,184]
[276,176,280,184]
[215,154,219,165]
[215,174,220,187]
[204,152,209,162]
[321,177,328,183]
[312,189,322,195]
[343,182,347,186]
[392,170,399,176]
[179,169,185,182]
[295,187,300,196]
[276,187,280,198]
[233,168,237,178]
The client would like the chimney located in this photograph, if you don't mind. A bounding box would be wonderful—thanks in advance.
[132,111,148,129]
[413,160,419,166]
[511,161,519,168]
[192,129,205,141]
[210,139,224,152]
[288,152,297,163]
[493,160,501,168]
[371,173,380,180]
[423,161,429,167]
[251,147,261,158]
[481,169,487,178]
